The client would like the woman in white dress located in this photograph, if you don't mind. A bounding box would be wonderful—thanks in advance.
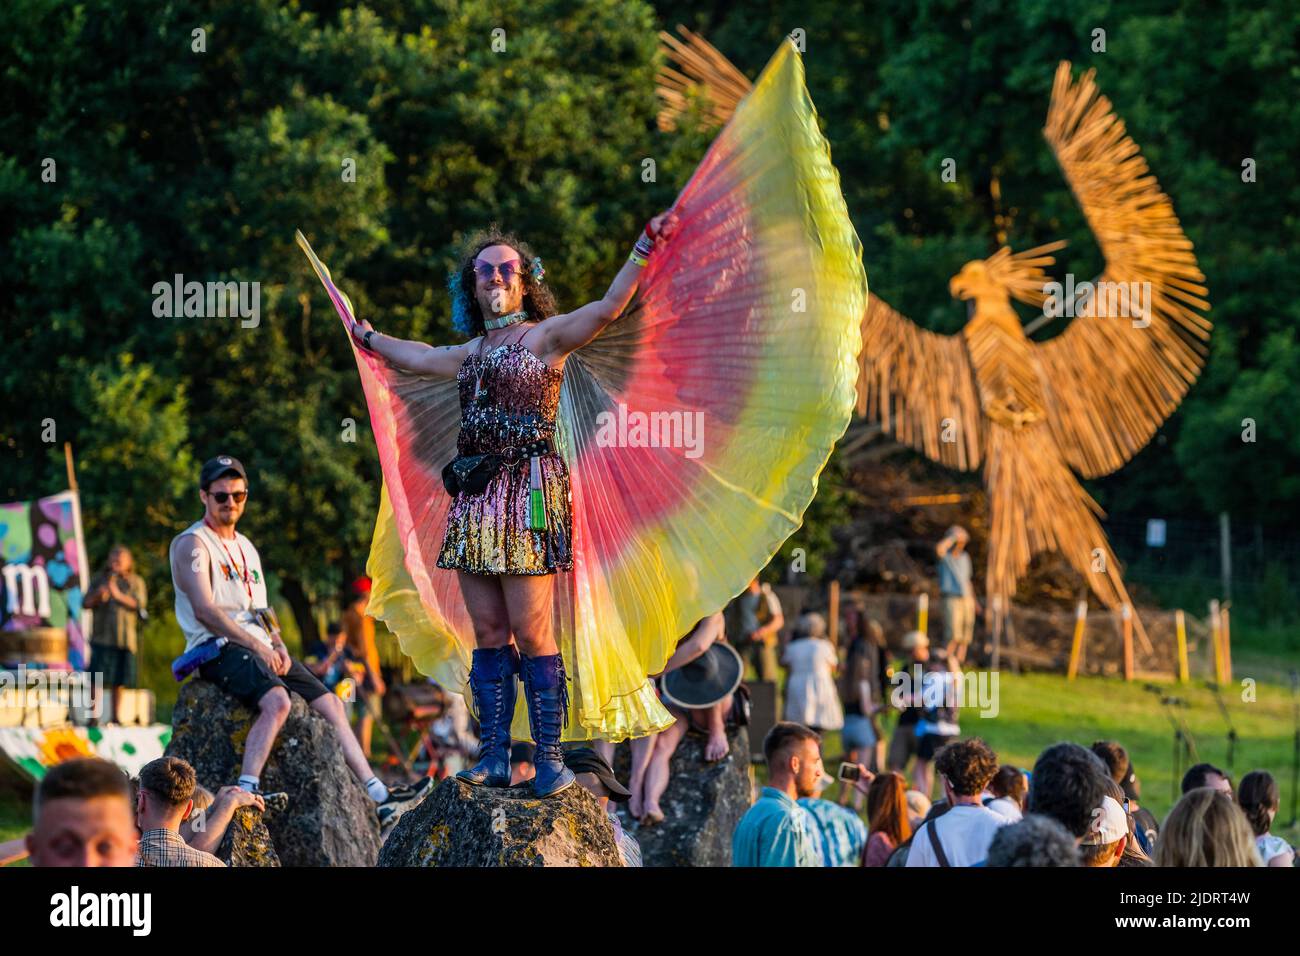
[782,612,844,732]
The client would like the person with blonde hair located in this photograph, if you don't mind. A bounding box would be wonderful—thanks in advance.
[1155,788,1261,867]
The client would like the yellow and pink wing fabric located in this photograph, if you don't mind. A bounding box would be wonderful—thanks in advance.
[297,38,865,741]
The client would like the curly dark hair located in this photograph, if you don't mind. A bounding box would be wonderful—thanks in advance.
[1029,742,1109,838]
[934,737,999,796]
[453,226,558,338]
[1237,770,1280,837]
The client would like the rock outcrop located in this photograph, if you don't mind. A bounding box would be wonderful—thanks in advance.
[167,679,381,867]
[614,724,752,867]
[379,778,623,867]
[216,804,280,867]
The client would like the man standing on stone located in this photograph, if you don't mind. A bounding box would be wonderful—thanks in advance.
[84,544,147,724]
[135,756,226,867]
[936,526,978,664]
[731,722,822,867]
[169,455,431,831]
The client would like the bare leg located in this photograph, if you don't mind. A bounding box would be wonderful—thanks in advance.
[642,713,688,822]
[627,734,656,819]
[243,687,291,778]
[457,571,512,649]
[358,704,374,758]
[913,758,933,800]
[500,573,557,658]
[704,695,731,762]
[312,691,376,784]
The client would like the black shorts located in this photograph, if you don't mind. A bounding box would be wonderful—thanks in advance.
[92,645,137,688]
[917,733,956,761]
[198,643,330,708]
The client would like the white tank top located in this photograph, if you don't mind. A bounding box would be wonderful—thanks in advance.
[171,518,270,652]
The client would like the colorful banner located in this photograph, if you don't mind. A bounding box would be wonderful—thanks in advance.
[0,491,90,669]
[0,724,172,781]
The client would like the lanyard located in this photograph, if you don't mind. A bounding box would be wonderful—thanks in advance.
[203,517,253,602]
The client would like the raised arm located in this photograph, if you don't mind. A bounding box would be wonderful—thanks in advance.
[346,319,476,378]
[537,211,678,362]
[656,612,724,675]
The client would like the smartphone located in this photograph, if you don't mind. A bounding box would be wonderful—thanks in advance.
[838,762,861,782]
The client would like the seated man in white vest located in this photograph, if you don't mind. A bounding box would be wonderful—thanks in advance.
[169,455,432,832]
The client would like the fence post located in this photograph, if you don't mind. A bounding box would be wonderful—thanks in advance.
[1121,604,1134,681]
[917,592,928,635]
[1067,600,1087,681]
[1175,609,1189,683]
[1220,604,1232,682]
[1209,599,1224,684]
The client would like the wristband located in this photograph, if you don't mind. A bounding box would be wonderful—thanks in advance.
[352,324,376,351]
[628,230,655,266]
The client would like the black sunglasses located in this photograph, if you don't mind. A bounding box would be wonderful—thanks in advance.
[206,490,247,504]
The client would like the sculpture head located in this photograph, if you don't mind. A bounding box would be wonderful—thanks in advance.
[950,241,1068,309]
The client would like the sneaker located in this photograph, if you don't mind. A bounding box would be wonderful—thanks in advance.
[377,776,436,832]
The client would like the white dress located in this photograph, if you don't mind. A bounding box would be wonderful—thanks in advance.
[782,637,844,730]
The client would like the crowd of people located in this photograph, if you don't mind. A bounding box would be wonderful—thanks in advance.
[731,722,1295,868]
[21,479,1292,872]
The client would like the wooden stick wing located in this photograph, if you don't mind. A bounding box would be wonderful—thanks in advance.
[656,26,752,131]
[1036,61,1212,479]
[859,295,984,472]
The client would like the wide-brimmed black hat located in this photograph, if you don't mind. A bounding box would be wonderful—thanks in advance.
[660,642,743,710]
[562,748,631,802]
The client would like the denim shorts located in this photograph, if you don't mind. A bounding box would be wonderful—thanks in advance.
[841,714,877,751]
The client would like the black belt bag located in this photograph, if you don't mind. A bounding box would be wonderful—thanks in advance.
[441,439,555,497]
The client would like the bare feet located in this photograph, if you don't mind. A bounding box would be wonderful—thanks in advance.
[704,730,729,762]
[641,806,665,826]
[629,791,645,820]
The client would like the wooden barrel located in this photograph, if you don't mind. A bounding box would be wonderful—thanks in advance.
[0,627,68,665]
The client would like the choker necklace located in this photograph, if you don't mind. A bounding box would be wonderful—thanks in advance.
[483,310,529,331]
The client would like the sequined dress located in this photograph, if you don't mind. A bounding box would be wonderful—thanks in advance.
[436,334,574,575]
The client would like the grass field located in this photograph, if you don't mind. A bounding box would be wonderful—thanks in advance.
[4,670,1296,862]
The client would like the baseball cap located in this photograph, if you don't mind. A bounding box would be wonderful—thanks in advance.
[1081,795,1128,845]
[562,747,631,802]
[199,455,248,489]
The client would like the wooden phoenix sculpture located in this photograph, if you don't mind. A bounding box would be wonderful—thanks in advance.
[658,31,1213,648]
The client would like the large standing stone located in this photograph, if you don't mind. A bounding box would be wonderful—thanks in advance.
[166,679,381,867]
[379,778,623,867]
[614,724,752,867]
